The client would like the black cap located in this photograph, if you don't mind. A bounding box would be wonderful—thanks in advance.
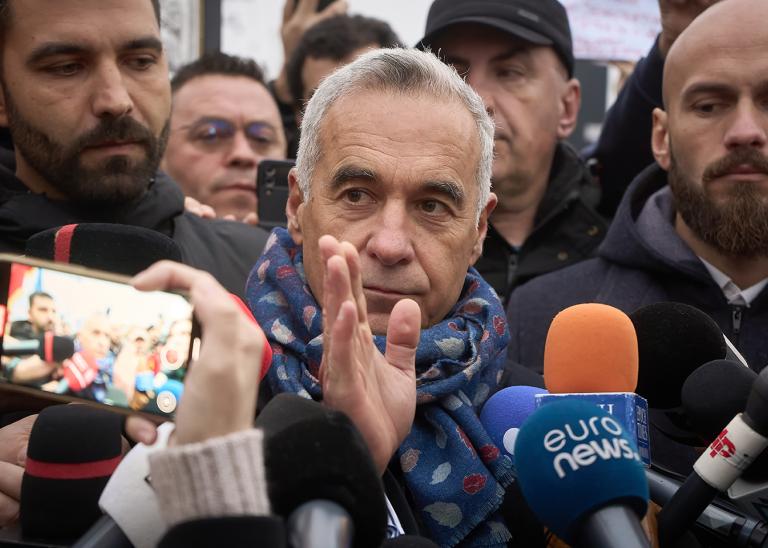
[418,0,574,78]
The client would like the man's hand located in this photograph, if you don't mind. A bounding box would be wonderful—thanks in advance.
[132,261,266,446]
[273,0,348,103]
[184,196,217,220]
[317,236,420,474]
[0,414,35,527]
[658,0,721,57]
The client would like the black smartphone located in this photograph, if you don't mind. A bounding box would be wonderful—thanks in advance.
[257,159,295,230]
[0,255,200,419]
[293,0,337,12]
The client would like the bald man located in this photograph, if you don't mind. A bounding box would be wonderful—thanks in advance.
[501,0,768,474]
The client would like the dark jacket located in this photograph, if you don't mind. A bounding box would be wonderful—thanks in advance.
[588,38,665,218]
[0,158,268,297]
[506,163,768,375]
[475,143,607,300]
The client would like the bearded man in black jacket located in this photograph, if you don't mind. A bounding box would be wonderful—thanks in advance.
[0,0,267,297]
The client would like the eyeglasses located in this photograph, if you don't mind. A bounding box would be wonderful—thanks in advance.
[182,118,279,150]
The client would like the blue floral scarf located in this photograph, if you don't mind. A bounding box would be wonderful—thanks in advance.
[246,229,515,547]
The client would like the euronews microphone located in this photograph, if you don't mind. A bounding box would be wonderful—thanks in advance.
[538,303,651,465]
[657,366,768,546]
[255,394,387,548]
[514,399,650,547]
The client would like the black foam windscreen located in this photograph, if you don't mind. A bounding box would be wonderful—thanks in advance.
[630,302,726,408]
[25,223,182,276]
[255,393,387,548]
[20,404,123,541]
[681,359,757,441]
[2,332,75,362]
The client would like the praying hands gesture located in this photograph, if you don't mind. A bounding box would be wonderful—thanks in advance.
[318,235,421,474]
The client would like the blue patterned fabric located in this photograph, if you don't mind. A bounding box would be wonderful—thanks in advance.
[246,228,516,547]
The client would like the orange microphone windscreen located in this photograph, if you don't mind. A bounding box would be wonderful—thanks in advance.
[543,303,638,393]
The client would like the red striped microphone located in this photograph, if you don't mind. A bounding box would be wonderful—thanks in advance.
[20,404,124,541]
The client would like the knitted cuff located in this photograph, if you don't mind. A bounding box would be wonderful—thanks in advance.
[148,429,270,527]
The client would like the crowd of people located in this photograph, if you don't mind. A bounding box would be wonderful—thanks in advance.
[0,0,763,545]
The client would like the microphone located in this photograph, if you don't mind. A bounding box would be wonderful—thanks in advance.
[539,303,651,465]
[3,332,75,362]
[630,302,730,408]
[480,385,548,461]
[255,393,388,548]
[647,468,768,547]
[514,399,650,547]
[20,405,123,542]
[25,223,183,276]
[681,359,758,442]
[71,422,175,548]
[657,366,768,546]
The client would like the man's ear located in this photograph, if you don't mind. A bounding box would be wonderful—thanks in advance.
[651,108,671,171]
[286,168,305,245]
[556,78,581,140]
[470,192,497,265]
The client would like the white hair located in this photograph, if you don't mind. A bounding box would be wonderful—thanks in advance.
[295,47,494,224]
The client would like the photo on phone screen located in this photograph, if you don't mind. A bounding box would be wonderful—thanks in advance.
[257,159,295,230]
[0,258,199,418]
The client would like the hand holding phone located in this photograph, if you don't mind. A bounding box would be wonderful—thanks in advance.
[131,262,268,445]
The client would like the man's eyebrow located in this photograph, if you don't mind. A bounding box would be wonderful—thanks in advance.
[441,46,528,69]
[423,180,465,207]
[27,36,163,66]
[328,165,377,190]
[681,82,736,102]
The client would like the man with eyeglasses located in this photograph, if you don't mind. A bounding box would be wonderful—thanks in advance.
[163,52,288,222]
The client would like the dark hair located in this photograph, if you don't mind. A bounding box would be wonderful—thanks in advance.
[287,14,401,106]
[29,291,54,307]
[171,51,266,94]
[0,0,161,49]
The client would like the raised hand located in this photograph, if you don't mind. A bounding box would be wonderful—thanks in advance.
[317,235,421,474]
[658,0,722,57]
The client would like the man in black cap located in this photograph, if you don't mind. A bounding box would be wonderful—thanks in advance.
[419,0,607,301]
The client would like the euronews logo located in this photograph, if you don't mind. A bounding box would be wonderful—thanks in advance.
[543,415,641,479]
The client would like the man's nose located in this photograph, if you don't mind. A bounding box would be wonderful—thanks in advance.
[365,204,416,266]
[724,101,768,150]
[91,63,134,118]
[225,130,258,168]
[466,70,495,118]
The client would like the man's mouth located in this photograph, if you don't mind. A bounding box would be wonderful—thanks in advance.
[215,181,256,193]
[83,140,142,152]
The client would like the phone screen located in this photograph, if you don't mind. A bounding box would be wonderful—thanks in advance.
[257,159,294,230]
[0,260,199,418]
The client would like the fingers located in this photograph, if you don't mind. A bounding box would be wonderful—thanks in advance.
[385,299,421,372]
[325,300,358,386]
[339,241,367,324]
[243,212,259,225]
[0,414,36,467]
[125,416,159,446]
[0,461,23,501]
[293,0,319,17]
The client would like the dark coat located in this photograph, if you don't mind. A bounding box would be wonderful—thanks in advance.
[475,143,608,301]
[0,156,268,297]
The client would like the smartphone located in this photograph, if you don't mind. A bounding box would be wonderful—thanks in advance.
[293,0,337,12]
[0,255,200,419]
[257,159,295,230]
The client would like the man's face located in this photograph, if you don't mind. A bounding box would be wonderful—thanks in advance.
[654,17,768,257]
[28,295,55,333]
[0,0,171,206]
[287,91,495,334]
[78,315,111,359]
[162,75,287,220]
[430,24,578,202]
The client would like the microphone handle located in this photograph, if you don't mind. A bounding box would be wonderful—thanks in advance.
[71,515,132,548]
[574,503,650,548]
[287,500,353,548]
[657,473,719,547]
